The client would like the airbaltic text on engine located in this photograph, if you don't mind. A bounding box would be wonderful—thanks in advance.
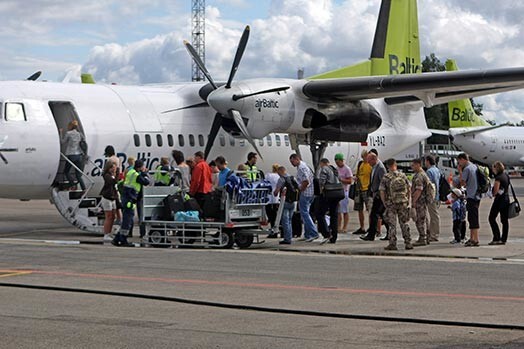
[255,98,279,111]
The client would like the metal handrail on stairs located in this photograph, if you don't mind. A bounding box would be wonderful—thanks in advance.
[59,153,96,216]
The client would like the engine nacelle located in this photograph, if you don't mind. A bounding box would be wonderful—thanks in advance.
[303,101,382,142]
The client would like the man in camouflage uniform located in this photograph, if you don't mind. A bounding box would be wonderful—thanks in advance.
[379,158,413,251]
[411,158,434,246]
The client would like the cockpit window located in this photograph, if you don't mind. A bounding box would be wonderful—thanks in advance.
[5,103,26,121]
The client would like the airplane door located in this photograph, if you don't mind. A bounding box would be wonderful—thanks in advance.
[0,99,61,199]
[490,136,497,152]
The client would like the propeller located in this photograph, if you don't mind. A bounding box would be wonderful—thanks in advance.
[184,25,276,161]
[27,71,42,81]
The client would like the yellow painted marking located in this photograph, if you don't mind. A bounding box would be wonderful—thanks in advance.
[0,270,33,278]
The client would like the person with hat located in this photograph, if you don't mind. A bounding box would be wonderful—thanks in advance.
[113,159,150,246]
[449,188,467,244]
[334,153,353,234]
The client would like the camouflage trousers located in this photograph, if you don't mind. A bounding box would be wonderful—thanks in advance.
[384,203,411,246]
[414,202,428,241]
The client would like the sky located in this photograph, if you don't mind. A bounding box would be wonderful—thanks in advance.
[1,0,524,124]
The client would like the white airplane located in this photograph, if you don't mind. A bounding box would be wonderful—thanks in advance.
[1,0,524,233]
[431,59,524,167]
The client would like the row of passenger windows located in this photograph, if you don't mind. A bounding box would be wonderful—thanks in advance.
[503,139,524,145]
[133,133,293,148]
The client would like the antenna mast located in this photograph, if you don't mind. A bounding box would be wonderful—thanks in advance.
[191,0,205,82]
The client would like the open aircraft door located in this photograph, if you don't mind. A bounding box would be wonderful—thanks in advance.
[0,98,61,199]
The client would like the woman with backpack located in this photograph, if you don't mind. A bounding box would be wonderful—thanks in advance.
[274,166,299,245]
[315,158,344,244]
[488,161,510,245]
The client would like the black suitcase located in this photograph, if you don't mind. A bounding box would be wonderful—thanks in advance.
[184,197,202,215]
[163,193,185,220]
[292,211,302,238]
[203,190,224,220]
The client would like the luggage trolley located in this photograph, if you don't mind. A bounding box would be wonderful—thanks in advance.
[141,179,279,249]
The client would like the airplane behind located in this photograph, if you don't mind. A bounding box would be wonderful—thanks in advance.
[432,59,524,167]
[2,0,524,234]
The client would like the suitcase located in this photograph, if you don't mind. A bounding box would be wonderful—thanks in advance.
[203,190,225,220]
[163,193,185,220]
[184,198,202,216]
[292,211,302,238]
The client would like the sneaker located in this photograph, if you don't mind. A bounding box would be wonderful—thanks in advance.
[429,237,439,242]
[279,240,291,245]
[488,240,503,245]
[352,228,366,235]
[464,240,479,247]
[305,236,319,242]
[405,243,413,250]
[320,237,330,245]
[449,239,460,244]
[413,240,427,247]
[103,234,114,242]
[384,245,398,251]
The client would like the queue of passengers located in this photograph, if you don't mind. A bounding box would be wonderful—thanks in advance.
[97,143,517,248]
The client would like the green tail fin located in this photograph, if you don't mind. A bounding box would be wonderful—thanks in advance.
[81,73,96,84]
[310,0,420,79]
[445,59,490,128]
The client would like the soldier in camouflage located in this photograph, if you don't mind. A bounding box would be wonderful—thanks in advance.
[411,158,434,246]
[379,158,413,251]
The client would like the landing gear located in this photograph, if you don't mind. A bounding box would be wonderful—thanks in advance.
[310,141,328,172]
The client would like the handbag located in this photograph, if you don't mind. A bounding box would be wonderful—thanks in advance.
[348,183,356,200]
[508,181,521,219]
[322,182,345,201]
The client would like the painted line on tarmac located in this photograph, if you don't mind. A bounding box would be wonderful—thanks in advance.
[0,270,33,278]
[25,269,524,303]
[0,238,81,245]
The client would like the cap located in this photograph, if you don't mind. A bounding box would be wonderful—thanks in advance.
[451,188,463,198]
[334,153,344,161]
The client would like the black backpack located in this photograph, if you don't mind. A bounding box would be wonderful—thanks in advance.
[284,176,300,203]
[438,171,451,202]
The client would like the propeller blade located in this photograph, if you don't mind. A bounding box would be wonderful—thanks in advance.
[183,40,218,90]
[27,71,42,81]
[204,113,224,160]
[161,101,209,114]
[232,86,290,101]
[229,109,263,160]
[225,26,250,89]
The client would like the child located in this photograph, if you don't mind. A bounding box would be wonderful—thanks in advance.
[449,188,466,244]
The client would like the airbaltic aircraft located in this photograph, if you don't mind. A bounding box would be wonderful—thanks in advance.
[2,0,524,233]
[432,59,524,166]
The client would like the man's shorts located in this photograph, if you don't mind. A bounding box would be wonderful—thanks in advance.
[101,197,117,211]
[466,198,480,229]
[354,190,372,212]
[338,190,349,213]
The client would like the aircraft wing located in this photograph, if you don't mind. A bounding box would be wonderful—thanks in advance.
[429,129,450,136]
[302,68,524,107]
[451,124,509,136]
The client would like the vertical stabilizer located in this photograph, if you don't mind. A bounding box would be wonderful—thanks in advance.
[446,59,490,128]
[369,0,421,76]
[310,0,421,79]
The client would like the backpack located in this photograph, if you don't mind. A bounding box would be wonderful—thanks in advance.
[438,171,451,202]
[476,165,490,195]
[388,172,409,205]
[422,172,436,204]
[284,176,300,203]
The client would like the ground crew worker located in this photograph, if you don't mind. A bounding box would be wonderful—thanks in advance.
[380,158,412,251]
[154,157,172,186]
[245,152,264,181]
[113,159,150,246]
[411,158,433,246]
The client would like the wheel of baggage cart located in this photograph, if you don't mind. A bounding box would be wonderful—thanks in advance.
[221,230,235,249]
[149,230,170,248]
[234,232,254,249]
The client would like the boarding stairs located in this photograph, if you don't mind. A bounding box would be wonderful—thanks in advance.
[50,153,106,233]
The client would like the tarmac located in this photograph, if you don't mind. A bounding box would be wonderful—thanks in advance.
[1,178,523,262]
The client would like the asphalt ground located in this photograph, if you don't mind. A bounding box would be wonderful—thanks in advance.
[0,178,523,348]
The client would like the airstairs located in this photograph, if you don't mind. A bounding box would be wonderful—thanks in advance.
[50,153,106,234]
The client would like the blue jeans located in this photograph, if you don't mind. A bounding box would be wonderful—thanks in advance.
[281,201,296,242]
[299,195,318,239]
